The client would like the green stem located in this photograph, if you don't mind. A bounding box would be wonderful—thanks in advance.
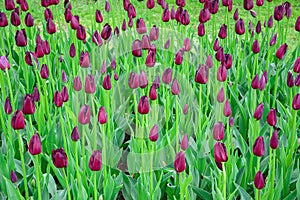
[222,162,226,200]
[63,168,71,200]
[17,132,29,200]
[74,142,81,188]
[59,108,68,156]
[6,70,15,111]
[93,173,97,200]
[34,156,42,200]
[175,97,179,152]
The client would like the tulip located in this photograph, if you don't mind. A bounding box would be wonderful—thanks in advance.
[89,150,102,171]
[138,70,148,89]
[253,136,264,157]
[35,44,44,58]
[102,75,111,90]
[71,126,80,142]
[287,71,294,88]
[110,59,116,70]
[84,75,96,94]
[80,51,90,68]
[164,38,170,49]
[180,134,188,150]
[105,0,110,12]
[46,19,56,34]
[175,7,183,22]
[64,8,72,23]
[256,21,261,34]
[256,0,264,6]
[69,43,76,58]
[0,56,10,71]
[195,65,209,84]
[270,33,277,46]
[174,151,186,173]
[295,16,300,32]
[114,26,120,36]
[149,85,157,101]
[149,125,158,142]
[223,99,232,117]
[213,38,220,51]
[0,12,8,27]
[22,95,35,115]
[208,0,219,14]
[233,8,238,21]
[44,8,53,21]
[176,0,186,7]
[54,91,63,107]
[128,72,139,89]
[252,40,260,54]
[181,10,190,25]
[123,0,130,11]
[214,142,228,162]
[132,39,142,57]
[171,79,180,95]
[162,8,170,22]
[70,15,79,30]
[61,86,68,102]
[206,55,213,68]
[235,19,245,35]
[217,65,227,82]
[40,64,49,79]
[15,29,27,47]
[72,76,82,92]
[10,171,18,183]
[150,26,159,41]
[136,18,147,34]
[33,87,40,102]
[243,0,253,10]
[295,74,300,86]
[254,103,264,120]
[183,38,190,51]
[121,19,126,31]
[270,128,279,149]
[174,49,184,65]
[29,133,42,155]
[147,0,155,9]
[41,0,49,7]
[92,31,103,46]
[198,23,205,36]
[294,57,300,73]
[145,49,156,67]
[5,0,15,10]
[213,122,225,141]
[52,148,68,168]
[10,11,20,27]
[42,40,50,55]
[152,76,160,89]
[217,87,225,103]
[199,8,210,23]
[138,96,150,114]
[127,4,136,18]
[61,69,67,82]
[215,47,224,62]
[4,97,12,114]
[11,110,26,130]
[276,43,288,60]
[292,94,300,110]
[254,171,265,189]
[251,74,260,89]
[218,24,227,39]
[250,10,257,18]
[274,5,284,21]
[78,104,90,125]
[76,25,86,41]
[97,106,107,125]
[141,35,150,50]
[222,54,232,69]
[267,109,277,126]
[229,117,234,127]
[162,68,172,84]
[171,6,176,19]
[183,103,188,115]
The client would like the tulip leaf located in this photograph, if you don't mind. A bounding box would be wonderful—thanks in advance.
[4,177,24,200]
[234,182,253,200]
[192,185,212,200]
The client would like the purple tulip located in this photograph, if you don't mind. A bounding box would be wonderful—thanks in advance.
[253,136,265,157]
[29,133,42,155]
[52,148,68,168]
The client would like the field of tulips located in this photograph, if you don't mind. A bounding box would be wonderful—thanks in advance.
[1,0,300,199]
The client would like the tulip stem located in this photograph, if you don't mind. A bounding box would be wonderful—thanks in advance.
[17,132,29,200]
[175,97,179,152]
[74,142,81,188]
[255,158,261,200]
[6,70,15,111]
[34,156,42,200]
[59,108,69,156]
[63,168,71,200]
[93,173,97,200]
[269,149,276,199]
[150,142,154,199]
[222,162,226,200]
[272,62,281,108]
[198,85,202,137]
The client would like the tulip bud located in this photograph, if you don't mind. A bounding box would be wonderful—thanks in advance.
[84,75,96,94]
[44,8,53,21]
[235,19,245,35]
[147,0,155,9]
[252,40,260,54]
[183,38,190,52]
[132,39,142,57]
[256,21,261,34]
[276,43,288,59]
[149,125,158,142]
[70,126,80,142]
[89,150,102,171]
[40,64,49,79]
[138,96,150,114]
[244,0,253,10]
[198,23,205,36]
[11,110,26,130]
[164,38,170,49]
[213,38,220,51]
[270,128,279,149]
[218,24,227,39]
[5,0,15,10]
[270,33,277,46]
[22,94,35,115]
[292,94,300,110]
[141,35,150,50]
[233,8,239,21]
[180,10,190,25]
[213,122,225,141]
[80,51,90,68]
[171,6,176,19]
[174,48,184,65]
[33,87,40,102]
[287,71,294,88]
[54,91,63,107]
[0,12,9,27]
[101,23,112,40]
[138,70,148,88]
[10,171,18,183]
[256,0,264,6]
[69,43,76,58]
[152,76,160,89]
[293,57,300,73]
[254,171,265,189]
[208,0,219,14]
[127,4,136,18]
[128,72,139,89]
[145,49,156,67]
[267,109,277,126]
[295,16,300,32]
[253,136,264,157]
[217,65,227,82]
[217,87,225,103]
[180,134,188,150]
[214,142,228,162]
[64,8,72,23]
[267,15,273,28]
[78,104,90,125]
[254,103,264,120]
[52,148,68,168]
[0,56,10,71]
[149,25,159,41]
[105,0,110,12]
[71,15,79,30]
[171,79,180,95]
[223,99,232,117]
[42,40,50,55]
[29,133,42,155]
[174,151,186,173]
[136,18,147,34]
[61,70,67,83]
[24,12,34,27]
[199,8,210,23]
[162,8,170,22]
[4,97,12,114]
[222,54,232,69]
[149,85,157,100]
[195,65,209,84]
[295,74,300,87]
[15,29,27,47]
[215,47,224,62]
[274,5,284,21]
[97,106,108,125]
[102,75,111,90]
[251,74,260,89]
[250,10,257,18]
[162,68,172,84]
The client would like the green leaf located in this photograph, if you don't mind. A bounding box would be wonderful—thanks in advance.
[191,186,212,200]
[234,183,253,200]
[4,177,24,200]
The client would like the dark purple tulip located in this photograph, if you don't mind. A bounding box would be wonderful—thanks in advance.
[42,40,50,55]
[78,104,90,125]
[69,43,76,58]
[145,49,156,67]
[199,8,210,23]
[29,133,42,155]
[141,35,151,50]
[11,110,26,130]
[127,4,136,18]
[92,31,103,46]
[61,69,67,83]
[276,43,288,60]
[95,10,103,23]
[89,150,102,171]
[40,64,49,79]
[256,21,261,34]
[213,38,220,51]
[15,29,27,47]
[123,0,130,11]
[148,85,157,101]
[270,129,279,149]
[295,74,300,86]
[150,26,159,41]
[76,25,86,41]
[70,15,79,30]
[267,109,277,126]
[176,0,186,7]
[217,87,225,103]
[198,23,205,36]
[175,7,183,22]
[267,15,273,28]
[73,76,82,91]
[132,39,142,57]
[171,79,180,95]
[147,0,155,9]
[294,57,300,73]
[100,60,107,74]
[233,8,238,21]
[85,75,96,94]
[181,10,190,25]
[10,171,18,183]
[217,65,227,82]
[254,103,264,120]
[33,86,40,102]
[22,94,35,115]
[284,2,292,18]
[223,99,232,117]
[222,54,232,69]
[114,26,120,36]
[80,51,90,68]
[252,40,260,54]
[71,126,80,141]
[216,47,224,62]
[174,151,186,173]
[149,125,158,142]
[128,17,133,27]
[102,75,111,90]
[256,0,264,6]
[213,122,225,141]
[25,51,37,66]
[243,0,253,10]
[195,65,209,84]
[4,97,12,114]
[251,74,260,89]
[61,86,68,102]
[139,70,148,89]
[128,72,139,89]
[180,134,188,150]
[208,0,219,14]
[41,0,49,7]
[260,73,268,89]
[0,12,9,27]
[235,19,245,35]
[136,18,147,34]
[287,71,294,88]
[5,0,15,10]
[229,117,234,127]
[52,148,68,168]
[98,106,107,124]
[10,11,20,26]
[295,16,300,32]
[171,6,175,19]
[162,8,170,22]
[105,0,110,12]
[162,68,172,84]
[174,48,184,65]
[54,91,63,107]
[254,171,265,189]
[51,0,59,5]
[64,8,72,23]
[274,5,284,21]
[218,24,227,39]
[253,136,264,157]
[270,33,277,46]
[35,44,44,58]
[138,96,150,114]
[250,10,257,18]
[114,72,119,81]
[214,142,228,162]
[46,19,56,34]
[0,56,10,71]
[44,8,53,21]
[122,19,126,31]
[292,94,300,110]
